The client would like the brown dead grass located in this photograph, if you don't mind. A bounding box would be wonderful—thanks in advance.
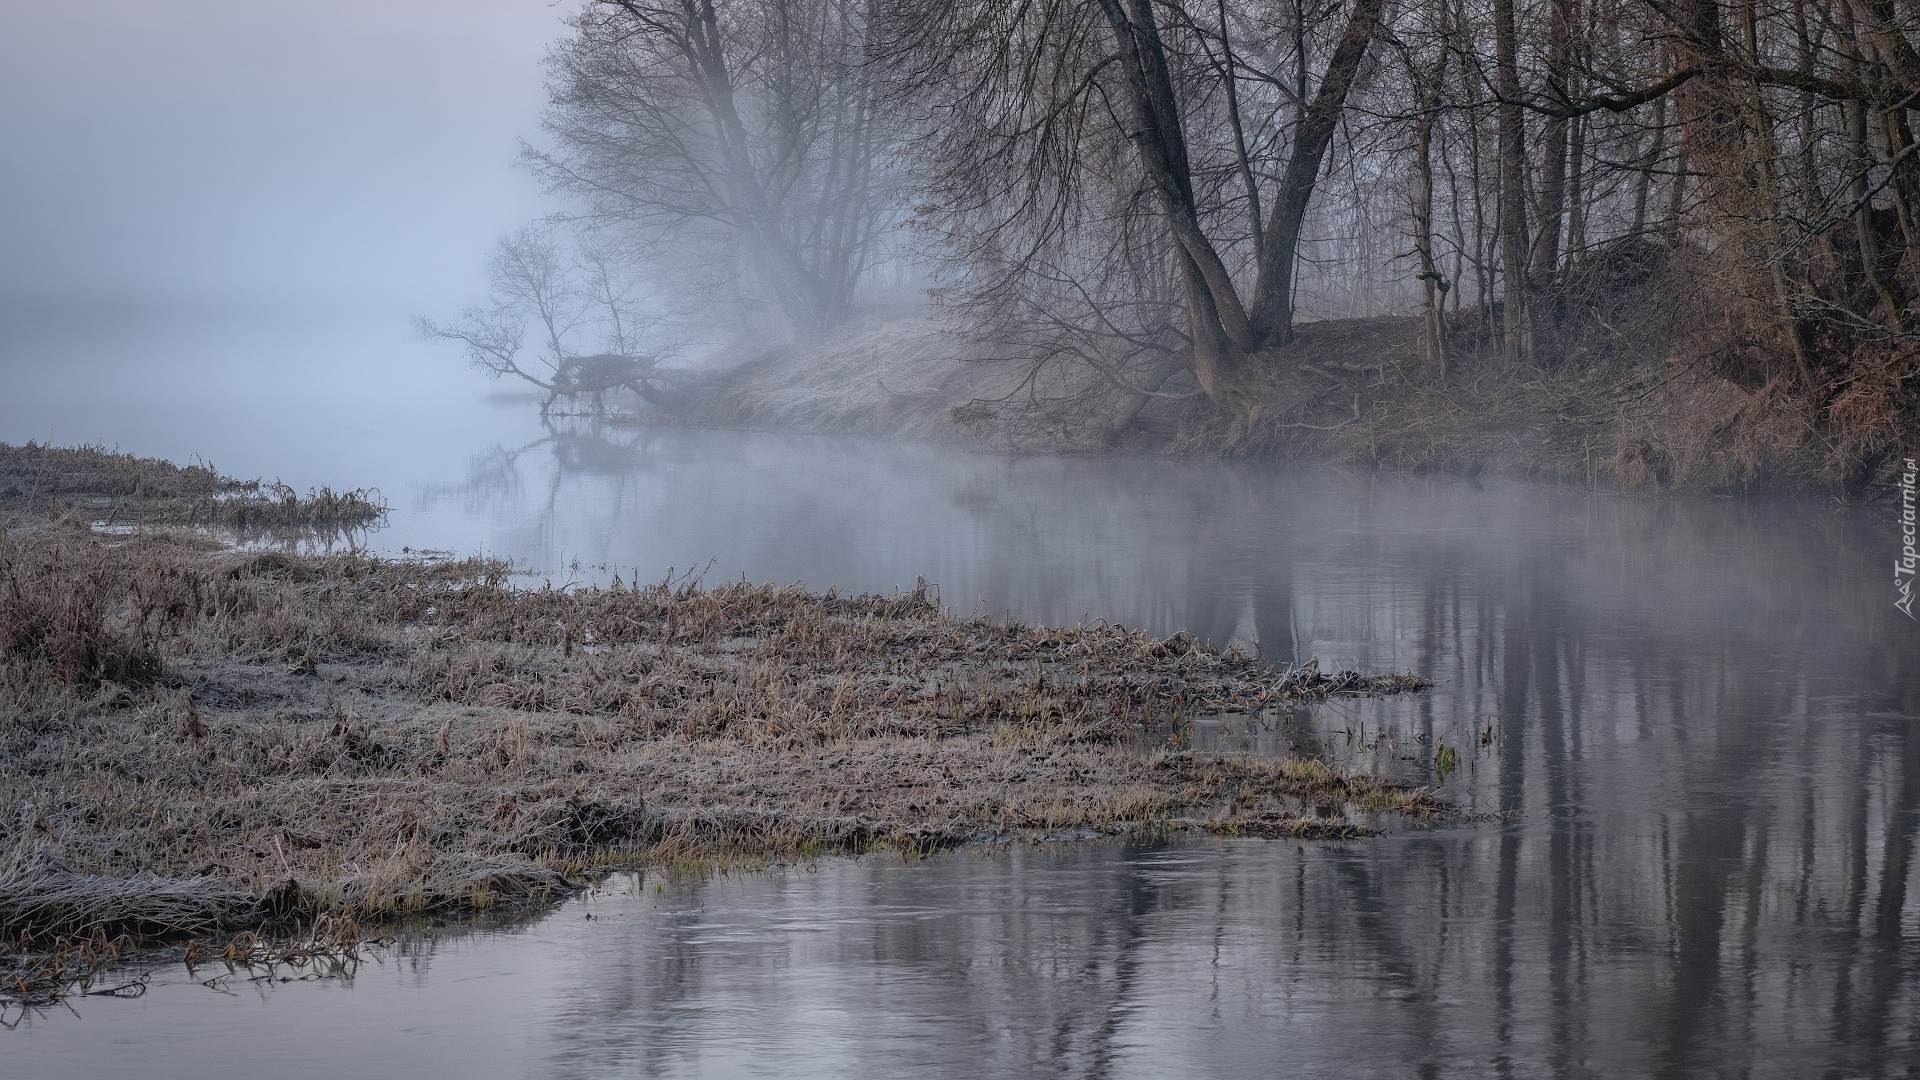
[0,442,387,533]
[0,488,1442,996]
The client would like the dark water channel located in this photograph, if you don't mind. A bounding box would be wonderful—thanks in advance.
[3,319,1917,1077]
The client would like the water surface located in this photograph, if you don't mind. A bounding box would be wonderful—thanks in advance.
[3,315,1916,1078]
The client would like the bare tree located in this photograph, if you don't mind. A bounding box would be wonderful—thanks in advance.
[1397,1,1453,375]
[533,0,900,338]
[883,0,1389,413]
[418,224,673,414]
[482,0,1918,466]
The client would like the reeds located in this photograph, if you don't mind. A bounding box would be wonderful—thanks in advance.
[0,442,386,532]
[209,481,387,532]
[0,442,234,503]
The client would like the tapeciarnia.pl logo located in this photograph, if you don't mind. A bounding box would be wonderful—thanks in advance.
[1899,457,1918,620]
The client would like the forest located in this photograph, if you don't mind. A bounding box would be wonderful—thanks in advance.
[414,0,1920,492]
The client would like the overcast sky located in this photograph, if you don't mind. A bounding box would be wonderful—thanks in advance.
[0,0,571,313]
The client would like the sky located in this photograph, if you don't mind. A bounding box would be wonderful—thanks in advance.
[0,0,571,314]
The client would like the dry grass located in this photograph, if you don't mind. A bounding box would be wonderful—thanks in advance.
[636,242,1902,496]
[0,442,387,533]
[0,526,1440,952]
[1186,243,1913,494]
[690,314,987,439]
[0,527,161,688]
[621,311,1098,443]
[1161,300,1842,493]
[0,449,1446,1004]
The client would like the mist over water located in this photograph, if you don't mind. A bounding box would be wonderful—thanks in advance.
[4,314,1916,1078]
[0,307,514,499]
[2,3,1916,1071]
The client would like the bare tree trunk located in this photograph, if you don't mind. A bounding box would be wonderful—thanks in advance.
[1411,2,1452,377]
[685,0,829,332]
[1741,0,1816,380]
[1791,0,1825,219]
[1493,0,1534,363]
[1096,0,1255,398]
[1881,108,1920,298]
[1666,146,1689,228]
[1455,0,1495,327]
[1530,0,1574,286]
[1567,110,1588,255]
[1247,0,1387,344]
[1835,0,1906,327]
[1632,93,1669,234]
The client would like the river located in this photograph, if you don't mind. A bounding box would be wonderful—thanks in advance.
[2,310,1916,1077]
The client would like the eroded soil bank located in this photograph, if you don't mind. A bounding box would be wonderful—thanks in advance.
[0,444,1444,1004]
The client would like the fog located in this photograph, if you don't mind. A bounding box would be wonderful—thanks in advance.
[9,422,1918,1076]
[0,0,562,315]
[1,4,1915,1076]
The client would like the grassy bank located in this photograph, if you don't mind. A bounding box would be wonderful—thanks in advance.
[1152,308,1890,496]
[1,446,1444,1006]
[642,309,1802,492]
[0,441,387,533]
[629,247,1907,497]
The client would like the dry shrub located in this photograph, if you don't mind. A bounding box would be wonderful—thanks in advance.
[213,481,387,532]
[1547,237,1687,371]
[1825,339,1920,484]
[1658,234,1920,491]
[0,529,158,688]
[1606,375,1818,493]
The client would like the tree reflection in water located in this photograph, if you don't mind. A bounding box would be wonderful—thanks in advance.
[32,426,1896,1078]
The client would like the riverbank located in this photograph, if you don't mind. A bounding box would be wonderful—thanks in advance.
[626,251,1908,496]
[0,441,386,532]
[1,444,1445,1005]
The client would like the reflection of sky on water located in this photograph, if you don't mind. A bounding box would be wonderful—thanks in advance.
[4,319,1915,1078]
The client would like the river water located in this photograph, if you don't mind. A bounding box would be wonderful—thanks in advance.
[2,312,1917,1077]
